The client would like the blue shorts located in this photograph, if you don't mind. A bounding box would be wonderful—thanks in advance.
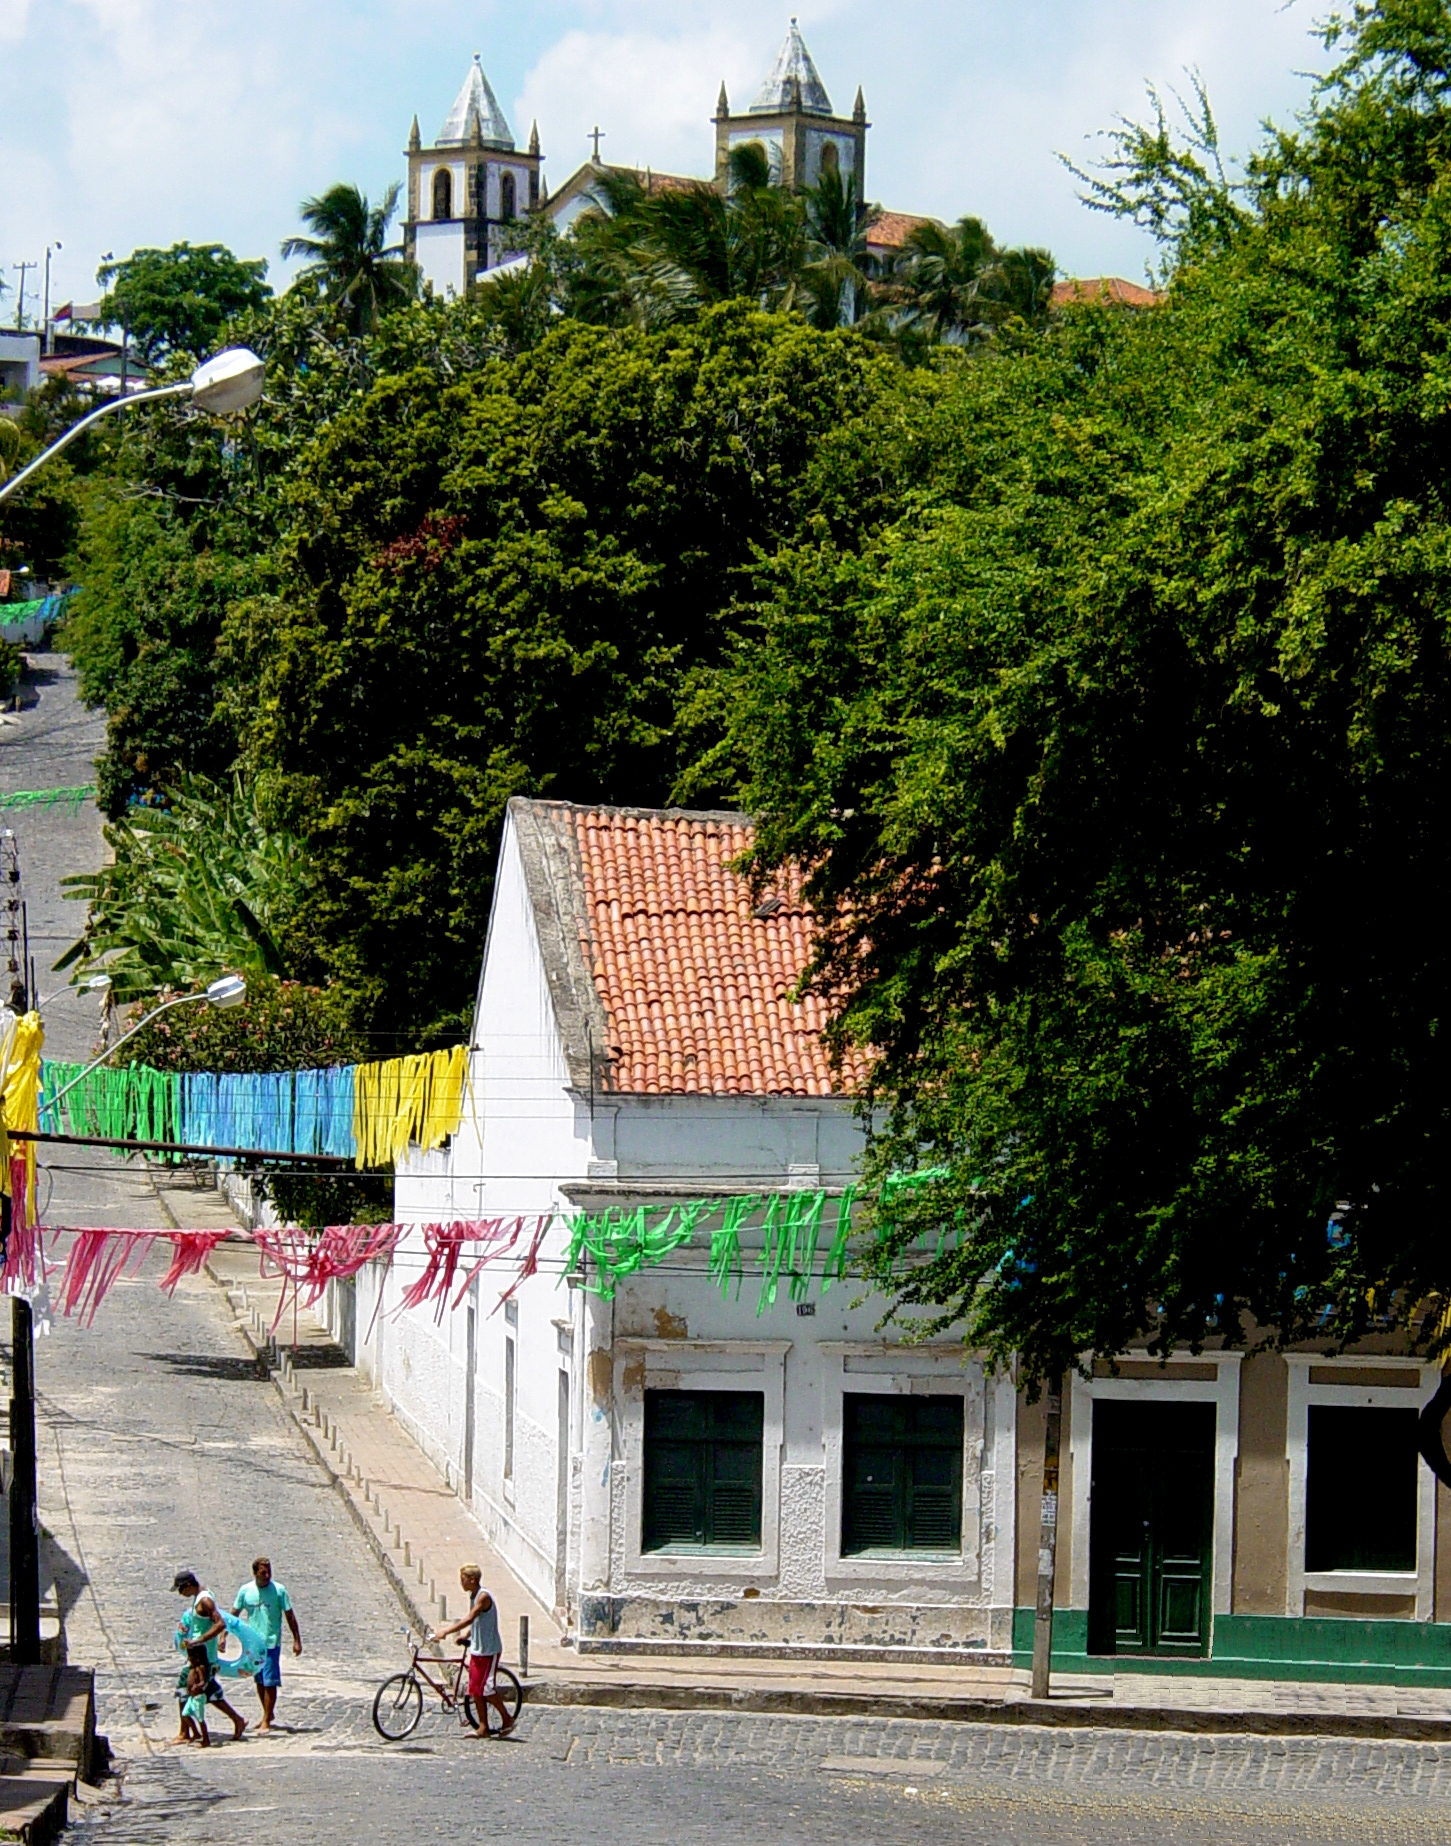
[255,1646,282,1689]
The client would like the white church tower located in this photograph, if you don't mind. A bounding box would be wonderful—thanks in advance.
[402,53,543,296]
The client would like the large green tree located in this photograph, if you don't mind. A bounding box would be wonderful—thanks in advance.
[97,242,271,365]
[220,303,892,1042]
[723,0,1451,1378]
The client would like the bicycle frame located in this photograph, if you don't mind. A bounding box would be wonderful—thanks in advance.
[407,1639,469,1711]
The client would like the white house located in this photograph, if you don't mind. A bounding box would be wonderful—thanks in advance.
[353,798,1018,1659]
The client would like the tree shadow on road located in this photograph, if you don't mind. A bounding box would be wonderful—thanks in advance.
[137,1351,269,1383]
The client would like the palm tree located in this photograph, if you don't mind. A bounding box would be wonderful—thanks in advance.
[565,144,808,326]
[886,215,1055,347]
[801,168,873,329]
[281,182,417,334]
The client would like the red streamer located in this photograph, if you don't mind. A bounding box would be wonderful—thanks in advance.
[3,1154,45,1291]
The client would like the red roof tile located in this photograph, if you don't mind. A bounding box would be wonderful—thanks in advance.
[571,807,862,1098]
[1050,276,1162,309]
[864,209,938,252]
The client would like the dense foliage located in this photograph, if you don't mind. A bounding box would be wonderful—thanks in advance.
[118,974,364,1072]
[724,0,1451,1375]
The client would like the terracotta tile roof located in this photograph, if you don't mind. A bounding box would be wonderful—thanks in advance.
[1050,276,1162,309]
[568,806,862,1097]
[864,209,938,252]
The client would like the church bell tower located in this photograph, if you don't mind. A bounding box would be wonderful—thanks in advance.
[713,19,867,201]
[403,53,544,297]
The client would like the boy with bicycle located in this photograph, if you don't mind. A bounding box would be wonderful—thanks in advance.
[430,1565,515,1738]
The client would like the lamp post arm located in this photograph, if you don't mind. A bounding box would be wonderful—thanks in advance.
[43,990,205,1112]
[0,380,191,505]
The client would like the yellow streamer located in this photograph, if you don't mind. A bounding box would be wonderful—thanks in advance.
[1,1010,44,1218]
[352,1045,469,1168]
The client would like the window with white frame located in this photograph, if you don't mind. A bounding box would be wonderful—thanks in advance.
[1305,1404,1418,1573]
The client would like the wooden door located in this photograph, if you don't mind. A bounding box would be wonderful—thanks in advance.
[1088,1399,1215,1657]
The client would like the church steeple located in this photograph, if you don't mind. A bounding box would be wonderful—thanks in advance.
[408,113,421,152]
[528,118,540,156]
[714,23,867,202]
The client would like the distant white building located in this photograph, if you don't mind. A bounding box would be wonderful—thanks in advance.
[347,798,1017,1659]
[0,331,40,409]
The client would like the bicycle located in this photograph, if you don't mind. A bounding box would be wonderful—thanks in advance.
[373,1627,524,1740]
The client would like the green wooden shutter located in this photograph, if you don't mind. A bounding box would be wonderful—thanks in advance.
[643,1390,763,1551]
[843,1394,963,1555]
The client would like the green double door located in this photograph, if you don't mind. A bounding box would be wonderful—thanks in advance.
[1088,1401,1215,1657]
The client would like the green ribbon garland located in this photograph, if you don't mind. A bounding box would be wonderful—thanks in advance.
[0,786,96,813]
[568,1187,858,1312]
[41,1060,182,1146]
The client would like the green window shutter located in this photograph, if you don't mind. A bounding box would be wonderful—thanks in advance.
[643,1390,763,1551]
[842,1393,963,1555]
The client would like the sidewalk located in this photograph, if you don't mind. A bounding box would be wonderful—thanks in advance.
[153,1169,1451,1743]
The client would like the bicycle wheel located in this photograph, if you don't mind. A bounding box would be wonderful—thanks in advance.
[373,1672,424,1740]
[464,1664,523,1735]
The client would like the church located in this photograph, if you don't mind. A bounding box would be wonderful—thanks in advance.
[401,20,930,299]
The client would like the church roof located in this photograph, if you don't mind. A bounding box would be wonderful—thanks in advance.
[438,53,513,148]
[750,19,834,116]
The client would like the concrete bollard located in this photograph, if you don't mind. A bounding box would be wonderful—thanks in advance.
[438,1593,447,1621]
[403,1541,411,1567]
[518,1615,529,1678]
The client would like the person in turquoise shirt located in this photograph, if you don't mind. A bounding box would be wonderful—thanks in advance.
[232,1557,303,1731]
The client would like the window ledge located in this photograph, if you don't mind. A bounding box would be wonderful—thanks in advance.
[841,1549,963,1564]
[642,1544,764,1559]
[1303,1569,1417,1594]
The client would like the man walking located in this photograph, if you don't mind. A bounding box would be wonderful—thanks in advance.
[171,1570,247,1741]
[431,1565,515,1738]
[233,1557,302,1731]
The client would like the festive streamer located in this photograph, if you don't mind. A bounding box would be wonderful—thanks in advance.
[352,1045,469,1168]
[1,1008,43,1220]
[254,1221,403,1333]
[390,1215,549,1323]
[0,786,96,813]
[2,1152,44,1289]
[39,1045,463,1167]
[566,1189,858,1311]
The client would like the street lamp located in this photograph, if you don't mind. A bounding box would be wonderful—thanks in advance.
[43,972,247,1111]
[7,970,246,1665]
[0,347,265,504]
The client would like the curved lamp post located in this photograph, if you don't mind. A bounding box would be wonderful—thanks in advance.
[0,347,265,505]
[43,972,247,1111]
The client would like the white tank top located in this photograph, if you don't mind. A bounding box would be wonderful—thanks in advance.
[468,1593,501,1658]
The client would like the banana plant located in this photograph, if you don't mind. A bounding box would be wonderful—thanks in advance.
[56,773,306,1001]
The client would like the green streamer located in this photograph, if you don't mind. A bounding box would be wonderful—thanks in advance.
[0,785,95,813]
[820,1185,858,1290]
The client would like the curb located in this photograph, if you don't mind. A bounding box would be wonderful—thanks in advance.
[522,1679,1451,1740]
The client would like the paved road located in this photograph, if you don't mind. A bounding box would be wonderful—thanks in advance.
[0,642,109,1059]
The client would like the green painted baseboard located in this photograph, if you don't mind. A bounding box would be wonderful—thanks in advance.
[1011,1608,1451,1686]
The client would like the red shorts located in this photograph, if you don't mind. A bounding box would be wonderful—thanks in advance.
[467,1652,499,1698]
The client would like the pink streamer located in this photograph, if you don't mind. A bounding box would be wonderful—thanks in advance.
[2,1154,44,1290]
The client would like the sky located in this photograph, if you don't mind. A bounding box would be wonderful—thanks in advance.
[1,0,1325,320]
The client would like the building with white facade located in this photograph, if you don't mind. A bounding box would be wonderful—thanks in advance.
[365,798,1017,1657]
[402,54,542,299]
[313,797,1451,1682]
